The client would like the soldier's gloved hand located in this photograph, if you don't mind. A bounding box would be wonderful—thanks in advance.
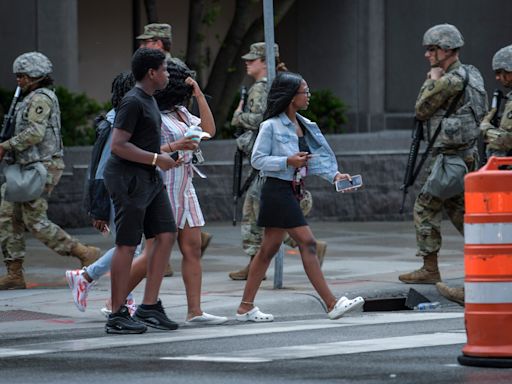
[480,108,497,138]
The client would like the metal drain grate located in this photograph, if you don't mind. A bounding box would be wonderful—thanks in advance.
[0,310,64,322]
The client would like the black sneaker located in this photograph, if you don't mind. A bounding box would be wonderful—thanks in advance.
[133,299,179,330]
[105,305,147,334]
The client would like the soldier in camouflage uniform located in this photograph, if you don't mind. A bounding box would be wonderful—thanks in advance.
[480,44,512,157]
[398,25,487,289]
[228,43,327,280]
[0,52,100,290]
[438,44,512,306]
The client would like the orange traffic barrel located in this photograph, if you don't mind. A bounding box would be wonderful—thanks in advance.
[459,156,512,368]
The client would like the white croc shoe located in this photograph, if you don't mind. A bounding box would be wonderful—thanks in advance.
[328,296,365,320]
[185,312,228,325]
[236,307,274,322]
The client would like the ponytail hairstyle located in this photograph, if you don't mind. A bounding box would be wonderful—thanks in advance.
[154,62,194,111]
[263,72,303,120]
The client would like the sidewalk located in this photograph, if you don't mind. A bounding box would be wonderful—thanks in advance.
[0,220,465,334]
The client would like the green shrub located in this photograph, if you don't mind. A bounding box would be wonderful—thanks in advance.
[300,89,348,134]
[0,86,108,146]
[55,86,109,146]
[223,88,348,139]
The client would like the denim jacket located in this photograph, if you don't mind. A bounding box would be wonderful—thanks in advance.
[251,112,339,182]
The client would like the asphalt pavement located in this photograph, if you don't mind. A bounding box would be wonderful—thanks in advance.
[0,220,465,334]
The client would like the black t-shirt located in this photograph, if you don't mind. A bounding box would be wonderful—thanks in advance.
[111,86,161,169]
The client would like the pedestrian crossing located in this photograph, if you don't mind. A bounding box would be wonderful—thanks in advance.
[0,312,464,360]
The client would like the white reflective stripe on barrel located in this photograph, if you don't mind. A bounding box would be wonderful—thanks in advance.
[464,223,512,244]
[465,282,512,304]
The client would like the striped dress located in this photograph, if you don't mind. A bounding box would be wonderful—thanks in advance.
[160,106,205,229]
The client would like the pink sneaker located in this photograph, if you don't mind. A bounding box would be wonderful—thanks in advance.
[65,269,95,312]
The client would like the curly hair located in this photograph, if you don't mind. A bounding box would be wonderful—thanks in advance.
[263,72,303,120]
[131,47,166,81]
[111,71,135,109]
[154,62,194,111]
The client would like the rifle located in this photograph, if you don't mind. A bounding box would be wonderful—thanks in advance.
[479,89,504,166]
[0,86,22,142]
[490,89,503,127]
[400,118,423,213]
[232,149,244,225]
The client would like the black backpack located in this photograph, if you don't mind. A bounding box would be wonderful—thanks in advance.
[82,115,112,221]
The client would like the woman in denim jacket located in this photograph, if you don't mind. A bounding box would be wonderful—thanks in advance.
[235,72,364,322]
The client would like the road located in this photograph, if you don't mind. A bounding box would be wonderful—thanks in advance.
[1,308,511,384]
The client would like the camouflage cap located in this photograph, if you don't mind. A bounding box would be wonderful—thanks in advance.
[137,23,172,42]
[241,42,280,60]
[422,24,464,49]
[492,45,512,72]
[12,52,53,77]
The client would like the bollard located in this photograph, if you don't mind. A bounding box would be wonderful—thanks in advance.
[273,245,284,289]
[458,156,512,368]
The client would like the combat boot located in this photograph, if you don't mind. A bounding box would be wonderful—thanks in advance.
[436,282,464,306]
[398,253,441,284]
[0,259,26,290]
[71,243,101,268]
[228,256,266,281]
[316,240,327,267]
[163,263,173,277]
[200,231,213,258]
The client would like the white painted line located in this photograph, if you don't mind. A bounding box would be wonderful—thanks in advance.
[0,312,463,359]
[162,332,467,363]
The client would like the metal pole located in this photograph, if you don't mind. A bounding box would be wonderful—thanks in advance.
[263,0,276,89]
[273,245,284,289]
[263,0,283,289]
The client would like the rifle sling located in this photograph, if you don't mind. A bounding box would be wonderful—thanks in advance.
[412,67,469,181]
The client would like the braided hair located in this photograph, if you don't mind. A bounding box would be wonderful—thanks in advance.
[154,62,194,111]
[111,71,135,110]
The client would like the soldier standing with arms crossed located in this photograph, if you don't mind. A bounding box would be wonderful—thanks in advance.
[398,24,487,288]
[438,44,512,305]
[0,52,100,290]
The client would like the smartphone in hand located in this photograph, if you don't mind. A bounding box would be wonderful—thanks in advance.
[335,175,363,192]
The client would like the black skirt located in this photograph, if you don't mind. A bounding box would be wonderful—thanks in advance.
[257,177,307,228]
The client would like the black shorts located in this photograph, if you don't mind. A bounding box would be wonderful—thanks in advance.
[257,177,307,228]
[104,158,176,246]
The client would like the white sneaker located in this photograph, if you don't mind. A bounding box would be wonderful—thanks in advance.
[65,269,95,312]
[328,296,365,320]
[185,312,228,325]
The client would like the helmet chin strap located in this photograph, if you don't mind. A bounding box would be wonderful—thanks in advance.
[431,49,455,68]
[21,76,45,93]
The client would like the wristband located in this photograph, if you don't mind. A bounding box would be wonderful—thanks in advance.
[151,153,158,166]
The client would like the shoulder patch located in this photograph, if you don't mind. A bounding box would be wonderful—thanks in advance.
[27,95,52,124]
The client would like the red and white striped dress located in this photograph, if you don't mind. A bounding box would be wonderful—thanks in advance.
[160,106,205,229]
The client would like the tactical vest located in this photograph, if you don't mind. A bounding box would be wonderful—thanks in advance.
[13,87,64,165]
[429,64,487,150]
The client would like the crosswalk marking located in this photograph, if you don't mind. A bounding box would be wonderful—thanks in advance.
[161,332,467,363]
[0,312,463,359]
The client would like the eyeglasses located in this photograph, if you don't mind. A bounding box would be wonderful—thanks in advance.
[297,89,311,96]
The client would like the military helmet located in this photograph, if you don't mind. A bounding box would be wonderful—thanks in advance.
[13,52,53,77]
[492,45,512,72]
[422,24,464,50]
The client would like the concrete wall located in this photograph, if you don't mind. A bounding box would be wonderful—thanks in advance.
[46,131,420,228]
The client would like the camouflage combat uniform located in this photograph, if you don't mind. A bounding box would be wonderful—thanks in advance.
[0,52,99,290]
[232,77,269,257]
[481,45,512,157]
[414,60,486,258]
[399,24,487,286]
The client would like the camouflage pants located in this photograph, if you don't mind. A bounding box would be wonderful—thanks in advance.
[241,189,313,257]
[414,191,464,257]
[0,164,79,262]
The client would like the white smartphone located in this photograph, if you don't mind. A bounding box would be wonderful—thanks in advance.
[335,175,363,192]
